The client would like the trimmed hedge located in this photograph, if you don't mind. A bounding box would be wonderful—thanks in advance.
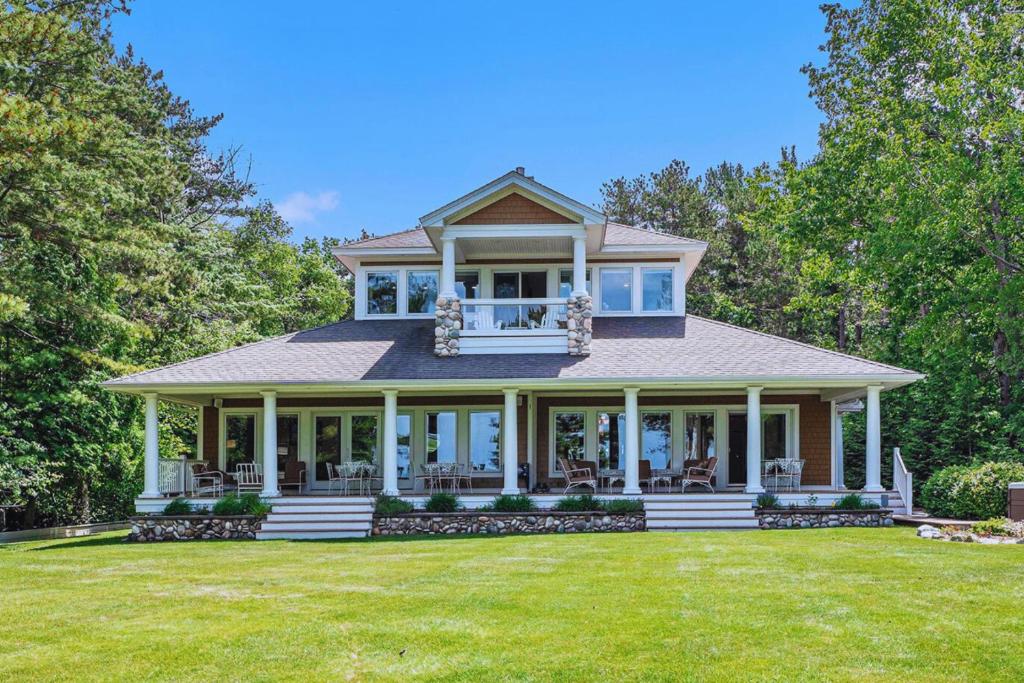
[920,461,1024,520]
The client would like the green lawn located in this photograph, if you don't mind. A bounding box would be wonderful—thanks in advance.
[1,528,1022,682]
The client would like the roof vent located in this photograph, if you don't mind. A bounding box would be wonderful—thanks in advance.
[515,166,525,175]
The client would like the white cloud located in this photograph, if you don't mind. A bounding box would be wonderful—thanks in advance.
[276,190,340,225]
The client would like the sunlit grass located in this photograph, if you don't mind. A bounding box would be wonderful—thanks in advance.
[1,528,1022,681]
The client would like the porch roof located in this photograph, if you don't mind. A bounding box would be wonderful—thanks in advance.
[104,316,922,391]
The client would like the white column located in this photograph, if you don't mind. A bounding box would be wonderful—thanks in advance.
[834,408,846,490]
[261,390,280,497]
[382,390,399,495]
[745,386,764,494]
[142,392,161,497]
[572,235,587,295]
[864,385,883,492]
[501,389,520,494]
[623,387,641,494]
[440,236,457,297]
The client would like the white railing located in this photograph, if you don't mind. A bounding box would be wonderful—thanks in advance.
[892,447,913,515]
[158,458,202,496]
[461,298,569,336]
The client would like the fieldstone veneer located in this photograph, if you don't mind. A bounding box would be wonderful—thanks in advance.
[566,294,593,355]
[756,508,893,529]
[127,515,261,541]
[434,296,462,357]
[373,511,645,536]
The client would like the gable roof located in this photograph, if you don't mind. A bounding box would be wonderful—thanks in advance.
[603,222,707,248]
[104,316,921,390]
[341,227,433,249]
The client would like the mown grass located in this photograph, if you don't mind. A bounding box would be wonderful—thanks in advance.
[1,528,1022,682]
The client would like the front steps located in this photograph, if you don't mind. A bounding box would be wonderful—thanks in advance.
[643,493,758,531]
[257,497,373,540]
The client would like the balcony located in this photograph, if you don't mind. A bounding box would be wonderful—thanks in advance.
[459,298,570,354]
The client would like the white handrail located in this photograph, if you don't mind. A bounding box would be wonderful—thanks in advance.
[158,458,188,495]
[892,447,913,515]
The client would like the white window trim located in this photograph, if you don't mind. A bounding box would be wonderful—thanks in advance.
[405,269,441,318]
[640,267,674,313]
[219,408,262,471]
[364,270,400,318]
[596,267,633,314]
[468,408,503,474]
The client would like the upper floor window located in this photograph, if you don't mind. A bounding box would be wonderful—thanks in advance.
[407,270,438,314]
[455,271,480,299]
[367,271,398,315]
[600,268,632,312]
[558,268,592,297]
[642,268,673,312]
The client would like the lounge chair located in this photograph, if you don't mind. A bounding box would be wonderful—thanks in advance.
[558,457,598,493]
[677,456,719,493]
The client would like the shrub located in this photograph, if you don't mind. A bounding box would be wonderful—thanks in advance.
[834,493,880,510]
[603,498,644,514]
[424,492,461,513]
[970,518,1011,537]
[553,494,604,512]
[162,498,192,515]
[756,493,781,509]
[920,461,1024,520]
[375,494,414,515]
[487,494,537,513]
[212,493,270,517]
[212,494,245,515]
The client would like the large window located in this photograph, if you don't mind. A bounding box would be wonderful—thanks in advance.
[455,271,480,299]
[397,414,412,478]
[642,268,673,312]
[426,411,457,463]
[762,413,787,460]
[642,412,672,469]
[600,268,632,312]
[406,270,438,314]
[350,415,379,463]
[366,271,398,315]
[469,411,501,472]
[314,415,342,481]
[553,412,586,465]
[276,415,299,473]
[685,413,715,460]
[597,412,625,470]
[225,414,256,470]
[559,268,592,297]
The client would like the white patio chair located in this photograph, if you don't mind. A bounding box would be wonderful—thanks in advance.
[324,462,344,494]
[778,459,805,492]
[234,462,263,494]
[190,463,223,498]
[470,306,504,332]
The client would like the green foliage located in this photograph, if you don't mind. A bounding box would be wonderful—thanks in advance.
[920,462,1024,520]
[423,493,461,513]
[756,493,782,509]
[162,498,192,515]
[553,494,604,512]
[834,494,879,511]
[486,494,537,513]
[210,493,269,517]
[374,494,414,515]
[603,498,644,515]
[970,518,1011,537]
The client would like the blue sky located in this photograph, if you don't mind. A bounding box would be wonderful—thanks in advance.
[113,1,828,241]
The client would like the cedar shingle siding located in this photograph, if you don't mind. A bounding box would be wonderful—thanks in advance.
[453,193,575,224]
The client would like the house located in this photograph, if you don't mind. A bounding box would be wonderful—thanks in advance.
[104,169,922,536]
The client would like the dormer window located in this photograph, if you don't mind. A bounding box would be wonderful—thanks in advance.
[367,271,398,315]
[407,270,439,314]
[600,268,632,312]
[642,268,673,312]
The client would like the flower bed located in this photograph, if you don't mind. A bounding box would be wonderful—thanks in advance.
[917,519,1024,544]
[373,511,645,536]
[756,508,893,529]
[127,515,261,542]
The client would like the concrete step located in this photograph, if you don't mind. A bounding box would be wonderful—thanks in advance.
[644,500,754,511]
[260,520,370,532]
[646,511,756,521]
[264,503,374,514]
[257,530,367,540]
[265,512,373,523]
[647,518,760,529]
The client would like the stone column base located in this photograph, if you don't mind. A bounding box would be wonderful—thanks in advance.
[434,296,462,356]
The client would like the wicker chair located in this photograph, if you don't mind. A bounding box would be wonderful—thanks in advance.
[558,457,597,493]
[677,456,719,493]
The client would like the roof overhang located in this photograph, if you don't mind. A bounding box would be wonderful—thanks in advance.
[331,245,436,273]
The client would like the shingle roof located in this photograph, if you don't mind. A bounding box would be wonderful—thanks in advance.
[603,223,706,247]
[105,316,919,387]
[341,228,433,249]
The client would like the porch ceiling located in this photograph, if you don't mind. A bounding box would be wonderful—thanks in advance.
[456,235,571,259]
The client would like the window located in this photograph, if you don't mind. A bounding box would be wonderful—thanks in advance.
[469,411,501,472]
[642,412,672,469]
[597,412,625,470]
[600,268,632,312]
[762,413,787,460]
[455,271,480,299]
[642,268,673,312]
[276,415,299,473]
[493,271,547,327]
[684,413,715,460]
[407,270,438,314]
[426,411,457,463]
[559,268,592,297]
[366,271,398,315]
[315,415,342,481]
[553,412,586,465]
[225,414,256,470]
[397,414,412,478]
[350,415,379,463]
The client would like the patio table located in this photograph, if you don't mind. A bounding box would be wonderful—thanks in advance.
[599,469,625,492]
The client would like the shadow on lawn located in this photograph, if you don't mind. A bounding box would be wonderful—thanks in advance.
[27,533,130,551]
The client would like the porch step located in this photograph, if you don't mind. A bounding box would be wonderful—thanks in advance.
[258,530,367,540]
[257,498,374,540]
[642,493,758,531]
[647,518,760,530]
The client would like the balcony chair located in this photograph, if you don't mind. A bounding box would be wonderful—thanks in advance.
[677,457,719,493]
[189,462,223,498]
[469,306,503,332]
[234,462,263,494]
[280,460,306,494]
[558,457,598,493]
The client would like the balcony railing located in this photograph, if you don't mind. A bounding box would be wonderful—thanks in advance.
[461,298,569,336]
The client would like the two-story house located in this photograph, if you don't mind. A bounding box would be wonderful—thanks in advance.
[104,169,922,537]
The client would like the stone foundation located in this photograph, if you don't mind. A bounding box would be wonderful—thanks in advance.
[756,508,893,529]
[373,511,645,536]
[127,515,261,541]
[434,296,462,357]
[566,294,592,355]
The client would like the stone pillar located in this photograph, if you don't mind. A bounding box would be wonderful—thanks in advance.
[501,389,520,495]
[382,390,399,495]
[433,296,462,356]
[745,386,765,494]
[261,390,280,497]
[142,392,161,498]
[623,387,641,494]
[865,385,883,492]
[566,295,592,355]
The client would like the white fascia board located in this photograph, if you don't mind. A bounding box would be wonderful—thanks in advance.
[331,246,437,257]
[599,243,707,254]
[419,172,606,227]
[442,224,587,240]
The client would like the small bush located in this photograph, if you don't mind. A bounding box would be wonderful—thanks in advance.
[920,461,1024,520]
[212,493,270,516]
[756,493,781,509]
[488,494,537,512]
[424,492,461,513]
[212,494,245,515]
[375,494,414,515]
[553,494,604,512]
[970,518,1010,537]
[834,493,880,510]
[604,498,644,514]
[162,498,192,515]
